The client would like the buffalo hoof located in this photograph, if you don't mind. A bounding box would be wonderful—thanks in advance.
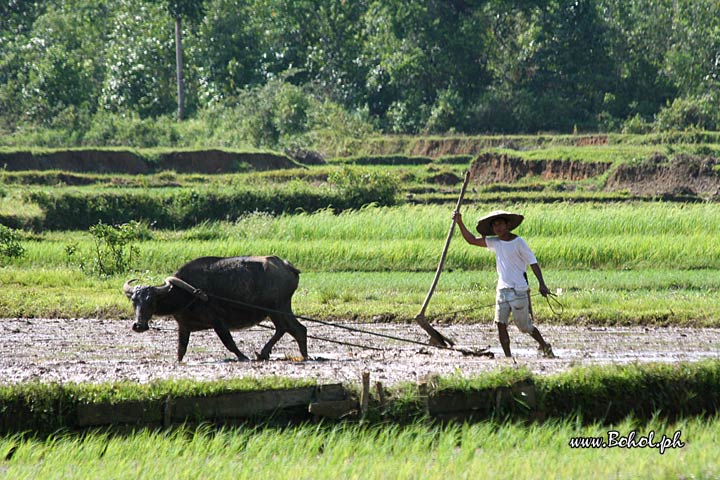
[255,351,270,361]
[222,356,249,363]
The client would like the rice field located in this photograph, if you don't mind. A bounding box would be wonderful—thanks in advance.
[1,416,717,479]
[2,202,719,325]
[12,202,720,267]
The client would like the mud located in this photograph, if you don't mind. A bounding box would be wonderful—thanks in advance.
[1,318,718,386]
[606,153,720,197]
[469,151,720,198]
[0,150,298,174]
[470,152,611,184]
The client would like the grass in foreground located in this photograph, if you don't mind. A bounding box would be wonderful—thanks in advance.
[0,416,717,479]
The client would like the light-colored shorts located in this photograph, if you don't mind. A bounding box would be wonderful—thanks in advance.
[494,288,534,333]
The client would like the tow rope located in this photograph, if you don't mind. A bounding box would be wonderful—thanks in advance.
[163,276,564,357]
[163,276,494,358]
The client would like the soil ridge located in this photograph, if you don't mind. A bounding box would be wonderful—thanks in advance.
[0,149,299,173]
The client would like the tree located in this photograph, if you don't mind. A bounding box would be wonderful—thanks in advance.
[0,1,110,128]
[101,1,176,118]
[600,0,677,120]
[664,0,720,97]
[361,0,493,132]
[247,0,369,106]
[194,0,265,102]
[508,0,615,131]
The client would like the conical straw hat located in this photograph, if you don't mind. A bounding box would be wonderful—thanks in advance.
[475,210,524,236]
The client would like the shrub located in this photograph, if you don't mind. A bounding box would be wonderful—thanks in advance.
[328,166,398,208]
[424,87,464,134]
[621,113,652,134]
[66,221,145,276]
[84,112,180,148]
[0,225,25,262]
[654,94,719,132]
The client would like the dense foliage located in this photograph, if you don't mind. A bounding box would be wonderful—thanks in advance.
[1,0,719,148]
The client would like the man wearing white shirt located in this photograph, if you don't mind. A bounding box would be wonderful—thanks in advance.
[453,210,555,358]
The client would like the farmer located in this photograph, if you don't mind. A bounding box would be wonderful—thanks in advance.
[452,209,555,358]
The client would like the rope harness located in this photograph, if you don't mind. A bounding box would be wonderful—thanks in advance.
[152,276,563,358]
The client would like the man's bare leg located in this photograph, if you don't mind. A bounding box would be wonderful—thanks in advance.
[531,327,555,358]
[497,322,512,357]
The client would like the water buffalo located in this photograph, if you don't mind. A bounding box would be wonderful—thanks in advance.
[123,255,307,362]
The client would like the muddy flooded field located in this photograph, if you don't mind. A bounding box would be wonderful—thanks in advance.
[2,318,719,386]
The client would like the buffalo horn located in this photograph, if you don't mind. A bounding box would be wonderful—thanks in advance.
[123,279,138,298]
[153,279,173,295]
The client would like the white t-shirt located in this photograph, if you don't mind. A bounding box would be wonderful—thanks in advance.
[485,236,538,291]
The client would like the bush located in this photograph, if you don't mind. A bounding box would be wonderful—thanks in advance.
[622,113,652,134]
[386,100,429,134]
[66,221,144,276]
[304,101,376,157]
[424,87,464,134]
[467,89,525,134]
[328,167,398,208]
[654,94,720,132]
[84,112,181,148]
[0,225,25,262]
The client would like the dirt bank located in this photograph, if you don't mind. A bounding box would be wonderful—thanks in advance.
[1,318,717,386]
[469,151,720,198]
[0,150,299,174]
[365,135,609,157]
[606,153,720,197]
[470,152,611,183]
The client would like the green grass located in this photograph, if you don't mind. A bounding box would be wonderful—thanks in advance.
[0,377,316,406]
[7,203,720,270]
[490,145,656,164]
[2,202,720,324]
[0,268,717,326]
[0,416,717,479]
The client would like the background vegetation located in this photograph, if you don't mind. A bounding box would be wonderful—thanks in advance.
[2,0,720,152]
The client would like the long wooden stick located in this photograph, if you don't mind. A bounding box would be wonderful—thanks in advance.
[415,170,471,347]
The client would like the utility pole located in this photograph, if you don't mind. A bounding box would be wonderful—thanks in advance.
[175,15,184,121]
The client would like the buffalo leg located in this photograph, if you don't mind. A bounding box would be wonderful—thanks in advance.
[211,317,249,361]
[267,307,308,360]
[177,326,191,362]
[257,324,286,360]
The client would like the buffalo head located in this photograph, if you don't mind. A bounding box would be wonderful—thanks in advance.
[123,279,172,333]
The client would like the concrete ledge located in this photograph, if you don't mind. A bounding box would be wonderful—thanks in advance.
[74,384,348,427]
